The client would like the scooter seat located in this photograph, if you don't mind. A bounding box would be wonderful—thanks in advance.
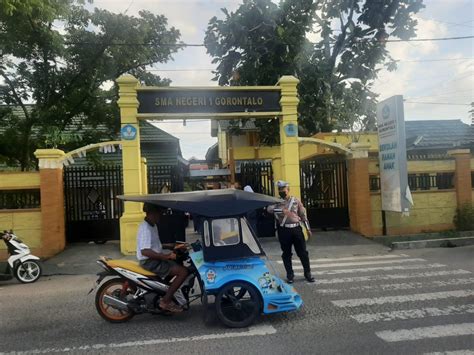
[106,259,156,277]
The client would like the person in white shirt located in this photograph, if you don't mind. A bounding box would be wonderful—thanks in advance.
[137,203,188,313]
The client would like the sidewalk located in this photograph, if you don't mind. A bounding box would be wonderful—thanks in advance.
[261,229,389,257]
[42,229,389,276]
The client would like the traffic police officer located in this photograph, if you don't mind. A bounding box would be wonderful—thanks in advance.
[268,180,315,283]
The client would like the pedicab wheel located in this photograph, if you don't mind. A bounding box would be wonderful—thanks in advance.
[95,278,135,323]
[14,260,42,283]
[216,281,261,328]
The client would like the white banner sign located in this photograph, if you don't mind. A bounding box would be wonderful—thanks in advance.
[376,95,413,213]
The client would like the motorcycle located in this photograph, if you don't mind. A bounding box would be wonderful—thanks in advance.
[92,189,302,328]
[1,230,42,283]
[93,243,200,323]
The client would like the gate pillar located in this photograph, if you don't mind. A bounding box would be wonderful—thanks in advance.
[278,76,301,199]
[448,149,472,208]
[34,149,66,257]
[347,143,373,236]
[117,74,144,255]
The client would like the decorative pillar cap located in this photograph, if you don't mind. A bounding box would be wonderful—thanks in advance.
[448,148,471,156]
[277,75,300,85]
[34,149,65,160]
[349,143,371,159]
[116,74,139,85]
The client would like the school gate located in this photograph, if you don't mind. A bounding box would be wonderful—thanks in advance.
[300,156,349,229]
[64,166,123,243]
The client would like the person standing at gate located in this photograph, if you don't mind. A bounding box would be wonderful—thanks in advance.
[267,180,314,284]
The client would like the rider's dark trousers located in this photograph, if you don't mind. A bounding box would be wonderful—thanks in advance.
[277,226,311,279]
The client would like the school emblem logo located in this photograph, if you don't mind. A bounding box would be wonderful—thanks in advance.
[121,124,137,140]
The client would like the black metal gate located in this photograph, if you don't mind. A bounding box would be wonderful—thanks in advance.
[64,166,123,242]
[238,161,274,196]
[238,161,275,238]
[300,157,349,229]
[147,165,185,193]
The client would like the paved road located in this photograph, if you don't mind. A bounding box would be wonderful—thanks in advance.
[1,245,473,354]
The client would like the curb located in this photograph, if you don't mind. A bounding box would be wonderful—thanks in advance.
[391,236,474,250]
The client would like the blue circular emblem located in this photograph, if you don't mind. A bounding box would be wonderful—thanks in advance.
[121,124,137,140]
[382,105,390,120]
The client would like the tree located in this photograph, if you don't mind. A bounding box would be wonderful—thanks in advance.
[205,0,315,144]
[205,0,424,144]
[0,0,181,170]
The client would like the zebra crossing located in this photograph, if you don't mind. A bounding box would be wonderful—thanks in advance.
[275,253,474,352]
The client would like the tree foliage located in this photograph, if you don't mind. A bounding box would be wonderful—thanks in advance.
[0,0,180,169]
[205,0,424,145]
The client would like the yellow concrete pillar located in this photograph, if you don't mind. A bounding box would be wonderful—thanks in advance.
[34,149,66,257]
[278,76,301,199]
[117,74,143,255]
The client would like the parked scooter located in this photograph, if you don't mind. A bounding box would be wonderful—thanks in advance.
[0,230,42,283]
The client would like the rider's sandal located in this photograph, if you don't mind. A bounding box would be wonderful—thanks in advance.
[159,301,183,313]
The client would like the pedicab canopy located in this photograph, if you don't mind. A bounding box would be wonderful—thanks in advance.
[117,189,281,218]
[118,189,282,261]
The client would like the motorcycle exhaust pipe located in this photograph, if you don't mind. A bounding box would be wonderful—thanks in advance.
[103,295,130,311]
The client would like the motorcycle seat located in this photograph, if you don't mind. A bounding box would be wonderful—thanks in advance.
[106,259,156,277]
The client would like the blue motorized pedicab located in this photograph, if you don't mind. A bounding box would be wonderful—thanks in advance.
[94,189,302,328]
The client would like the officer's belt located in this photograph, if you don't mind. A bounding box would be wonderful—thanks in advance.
[280,223,299,228]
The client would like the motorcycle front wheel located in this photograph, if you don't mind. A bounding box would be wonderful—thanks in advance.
[14,260,42,283]
[95,278,135,323]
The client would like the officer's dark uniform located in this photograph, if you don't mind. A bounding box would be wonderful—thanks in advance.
[268,181,314,283]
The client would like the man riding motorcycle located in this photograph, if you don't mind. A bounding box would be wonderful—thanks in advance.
[137,203,188,313]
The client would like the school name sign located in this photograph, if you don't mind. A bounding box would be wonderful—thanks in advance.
[137,89,281,115]
[376,95,413,213]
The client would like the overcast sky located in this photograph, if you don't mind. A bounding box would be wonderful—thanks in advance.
[92,0,473,159]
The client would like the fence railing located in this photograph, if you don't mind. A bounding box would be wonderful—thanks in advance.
[0,189,41,210]
[370,172,455,192]
[238,161,274,196]
[147,165,184,194]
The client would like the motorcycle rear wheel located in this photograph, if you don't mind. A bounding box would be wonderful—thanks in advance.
[95,278,135,323]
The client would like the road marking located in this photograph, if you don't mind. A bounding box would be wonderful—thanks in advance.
[306,269,471,285]
[332,290,474,307]
[351,304,474,323]
[376,323,474,342]
[290,258,426,269]
[275,254,409,264]
[425,350,474,355]
[0,325,277,355]
[316,278,474,295]
[293,263,446,276]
